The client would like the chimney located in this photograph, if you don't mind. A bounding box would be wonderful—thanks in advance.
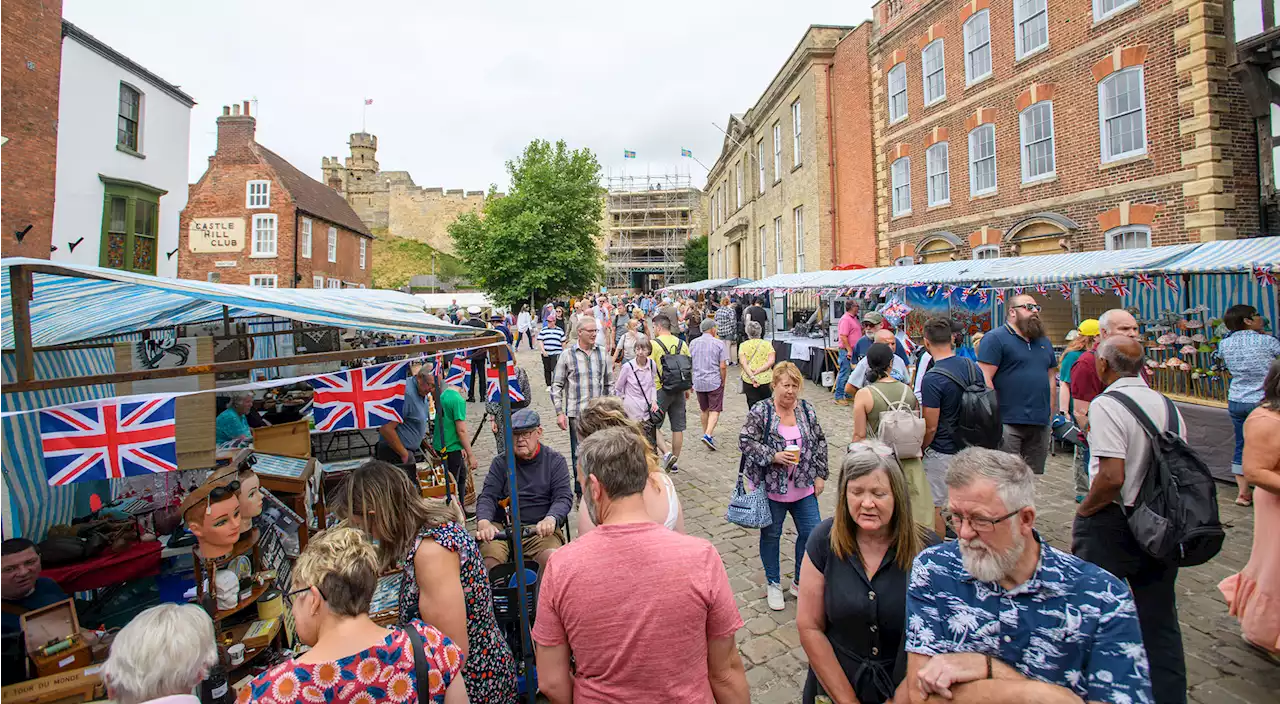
[215,100,257,163]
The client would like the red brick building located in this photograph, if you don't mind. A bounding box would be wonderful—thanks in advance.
[180,102,373,288]
[2,0,63,259]
[859,0,1258,273]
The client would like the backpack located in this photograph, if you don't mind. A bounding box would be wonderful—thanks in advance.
[868,382,925,459]
[1102,391,1224,567]
[929,359,1002,450]
[654,337,693,392]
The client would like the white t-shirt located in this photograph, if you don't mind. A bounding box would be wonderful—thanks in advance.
[1086,376,1186,507]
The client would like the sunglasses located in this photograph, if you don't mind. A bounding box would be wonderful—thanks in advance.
[205,480,240,514]
[1012,304,1042,312]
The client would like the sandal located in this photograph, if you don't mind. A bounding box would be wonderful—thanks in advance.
[1235,495,1253,507]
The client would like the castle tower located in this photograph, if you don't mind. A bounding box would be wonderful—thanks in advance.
[345,132,379,190]
[320,156,345,194]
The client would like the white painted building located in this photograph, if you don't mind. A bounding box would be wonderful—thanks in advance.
[51,21,194,277]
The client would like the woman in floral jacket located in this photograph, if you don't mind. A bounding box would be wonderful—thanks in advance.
[739,361,829,612]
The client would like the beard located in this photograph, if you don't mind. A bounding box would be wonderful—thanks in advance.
[583,487,600,525]
[1022,315,1045,340]
[959,531,1025,583]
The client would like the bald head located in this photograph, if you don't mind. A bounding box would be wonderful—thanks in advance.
[1098,309,1139,340]
[875,329,896,345]
[1096,335,1144,386]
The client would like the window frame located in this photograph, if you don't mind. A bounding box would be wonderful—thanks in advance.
[794,206,805,273]
[300,217,312,259]
[1014,0,1050,60]
[1093,0,1138,23]
[117,83,142,152]
[1104,225,1151,250]
[791,99,803,168]
[98,177,163,275]
[968,123,998,196]
[359,238,367,269]
[774,216,784,274]
[735,161,743,209]
[249,274,278,288]
[922,39,947,106]
[963,10,993,86]
[926,142,950,207]
[313,274,324,289]
[250,214,278,258]
[888,63,908,123]
[759,224,768,277]
[891,157,912,217]
[326,277,341,289]
[894,256,915,266]
[773,122,783,180]
[1019,101,1056,184]
[757,140,766,193]
[973,244,1000,260]
[1098,66,1147,163]
[327,226,338,263]
[246,180,271,209]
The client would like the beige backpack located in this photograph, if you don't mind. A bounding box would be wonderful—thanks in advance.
[869,382,925,459]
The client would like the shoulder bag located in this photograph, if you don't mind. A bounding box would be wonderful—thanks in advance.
[404,624,431,704]
[630,362,666,430]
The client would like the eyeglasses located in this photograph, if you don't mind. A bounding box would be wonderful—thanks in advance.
[1011,304,1042,312]
[941,507,1023,533]
[285,586,325,608]
[203,480,241,514]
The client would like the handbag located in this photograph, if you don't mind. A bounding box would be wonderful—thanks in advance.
[630,362,666,430]
[726,455,772,529]
[404,624,431,704]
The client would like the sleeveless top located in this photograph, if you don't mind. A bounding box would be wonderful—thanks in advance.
[865,379,916,434]
[862,379,935,527]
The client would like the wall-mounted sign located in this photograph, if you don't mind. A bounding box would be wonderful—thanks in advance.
[189,217,244,253]
[215,261,237,268]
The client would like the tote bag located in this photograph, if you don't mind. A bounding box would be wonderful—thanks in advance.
[726,453,772,529]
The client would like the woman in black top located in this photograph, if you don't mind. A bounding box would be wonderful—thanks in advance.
[797,441,938,704]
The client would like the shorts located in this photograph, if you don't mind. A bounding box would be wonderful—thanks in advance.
[656,387,688,433]
[480,529,565,563]
[696,386,725,413]
[923,448,953,508]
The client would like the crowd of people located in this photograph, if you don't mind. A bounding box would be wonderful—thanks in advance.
[10,289,1277,704]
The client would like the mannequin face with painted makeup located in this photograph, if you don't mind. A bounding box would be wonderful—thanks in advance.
[187,495,243,559]
[237,473,263,520]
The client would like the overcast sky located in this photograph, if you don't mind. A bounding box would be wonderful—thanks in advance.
[65,0,873,192]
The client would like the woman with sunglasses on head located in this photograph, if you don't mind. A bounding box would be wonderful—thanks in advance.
[796,441,938,704]
[333,461,516,704]
[239,526,466,704]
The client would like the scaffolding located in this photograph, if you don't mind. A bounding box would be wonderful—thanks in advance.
[602,174,702,292]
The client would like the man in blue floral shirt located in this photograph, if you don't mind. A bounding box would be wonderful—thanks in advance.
[903,448,1152,704]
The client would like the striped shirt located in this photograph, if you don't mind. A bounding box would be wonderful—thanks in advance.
[537,324,567,356]
[1219,330,1280,404]
[551,343,614,418]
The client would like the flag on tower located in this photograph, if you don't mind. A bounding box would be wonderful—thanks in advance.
[681,148,693,158]
[364,98,373,105]
[623,150,636,159]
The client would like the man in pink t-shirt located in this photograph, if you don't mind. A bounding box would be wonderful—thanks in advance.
[833,304,863,404]
[533,427,749,704]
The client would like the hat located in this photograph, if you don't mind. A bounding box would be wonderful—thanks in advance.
[1077,319,1100,337]
[862,311,884,325]
[467,305,481,315]
[1064,330,1079,341]
[489,312,503,322]
[511,409,541,432]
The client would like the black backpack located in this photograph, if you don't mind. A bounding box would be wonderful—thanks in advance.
[929,359,1002,450]
[653,338,693,392]
[1102,391,1224,567]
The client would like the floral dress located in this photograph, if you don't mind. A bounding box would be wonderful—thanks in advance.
[398,522,518,704]
[238,620,461,704]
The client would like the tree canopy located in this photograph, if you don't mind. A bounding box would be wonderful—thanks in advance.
[449,139,603,306]
[683,234,709,282]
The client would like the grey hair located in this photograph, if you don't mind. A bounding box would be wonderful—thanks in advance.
[1098,308,1131,333]
[745,320,763,339]
[229,391,254,403]
[579,426,650,500]
[634,334,652,354]
[945,447,1036,513]
[700,318,717,333]
[1097,336,1144,376]
[103,604,217,704]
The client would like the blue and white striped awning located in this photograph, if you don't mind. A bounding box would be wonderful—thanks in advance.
[661,277,754,292]
[978,244,1200,287]
[1152,237,1280,275]
[733,272,828,290]
[1,258,471,349]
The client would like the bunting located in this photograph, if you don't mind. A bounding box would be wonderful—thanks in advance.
[1108,277,1131,296]
[1255,264,1276,287]
[1134,273,1156,290]
[1058,283,1073,300]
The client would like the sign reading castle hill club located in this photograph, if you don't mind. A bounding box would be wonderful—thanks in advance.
[188,217,244,253]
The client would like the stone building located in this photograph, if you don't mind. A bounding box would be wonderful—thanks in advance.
[321,133,490,254]
[863,0,1258,272]
[180,102,373,289]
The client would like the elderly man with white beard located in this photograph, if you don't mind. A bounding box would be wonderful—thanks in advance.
[899,448,1153,704]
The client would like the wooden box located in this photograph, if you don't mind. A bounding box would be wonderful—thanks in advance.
[252,419,311,459]
[21,600,91,678]
[0,665,102,704]
[252,452,318,497]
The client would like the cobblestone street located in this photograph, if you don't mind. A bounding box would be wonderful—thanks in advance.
[476,348,1279,703]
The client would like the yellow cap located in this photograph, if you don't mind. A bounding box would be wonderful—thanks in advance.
[1077,319,1100,337]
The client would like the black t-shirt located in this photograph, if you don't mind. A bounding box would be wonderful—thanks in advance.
[920,355,978,455]
[746,305,768,327]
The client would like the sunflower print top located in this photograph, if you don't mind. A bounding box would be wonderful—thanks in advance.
[237,620,461,704]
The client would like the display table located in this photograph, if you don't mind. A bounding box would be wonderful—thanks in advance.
[43,540,162,594]
[770,333,838,384]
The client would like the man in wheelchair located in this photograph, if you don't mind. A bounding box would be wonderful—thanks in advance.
[475,409,575,569]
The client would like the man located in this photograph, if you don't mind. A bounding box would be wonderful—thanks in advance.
[1073,336,1186,703]
[903,448,1152,704]
[446,297,460,323]
[476,410,574,569]
[533,427,749,704]
[651,314,691,471]
[914,320,970,402]
[714,296,737,365]
[832,302,863,406]
[843,328,909,395]
[918,316,977,537]
[434,365,478,502]
[215,392,255,444]
[375,365,433,477]
[3,539,70,682]
[536,311,567,387]
[1069,310,1139,500]
[594,295,613,353]
[492,312,514,345]
[551,313,614,496]
[658,297,680,333]
[976,294,1057,474]
[690,318,728,451]
[853,311,910,365]
[463,305,489,402]
[745,296,769,333]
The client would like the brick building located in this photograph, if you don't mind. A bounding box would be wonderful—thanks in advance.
[2,0,63,259]
[862,0,1259,280]
[180,102,374,288]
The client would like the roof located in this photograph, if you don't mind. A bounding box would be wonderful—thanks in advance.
[61,21,195,107]
[661,277,754,292]
[1,259,473,350]
[258,147,372,237]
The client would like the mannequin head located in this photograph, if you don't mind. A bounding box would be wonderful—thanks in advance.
[211,451,264,521]
[181,481,243,559]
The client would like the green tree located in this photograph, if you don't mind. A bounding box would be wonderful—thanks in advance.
[683,234,709,282]
[449,139,603,306]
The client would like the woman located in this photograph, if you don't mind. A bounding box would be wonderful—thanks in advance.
[1059,320,1098,503]
[740,361,828,611]
[852,344,934,532]
[103,604,217,704]
[740,320,777,408]
[333,461,516,703]
[613,319,643,366]
[240,527,466,704]
[516,305,533,350]
[574,396,684,535]
[1219,304,1280,506]
[1220,358,1280,660]
[797,442,938,704]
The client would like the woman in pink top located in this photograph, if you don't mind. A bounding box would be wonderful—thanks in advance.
[611,337,671,458]
[738,361,828,612]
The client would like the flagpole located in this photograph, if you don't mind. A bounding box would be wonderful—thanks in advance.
[362,100,367,133]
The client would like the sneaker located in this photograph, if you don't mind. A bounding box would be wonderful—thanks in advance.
[662,452,679,473]
[702,434,718,451]
[766,583,785,611]
[789,582,800,598]
[834,398,851,406]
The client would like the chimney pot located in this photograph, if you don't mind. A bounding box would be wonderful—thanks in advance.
[243,100,250,115]
[222,105,230,116]
[232,104,240,116]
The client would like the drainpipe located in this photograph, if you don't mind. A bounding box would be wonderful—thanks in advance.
[826,63,840,267]
[292,207,300,287]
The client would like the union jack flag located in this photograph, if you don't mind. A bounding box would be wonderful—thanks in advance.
[308,361,408,432]
[1255,265,1276,287]
[1135,273,1156,290]
[995,289,1005,302]
[1084,280,1105,295]
[445,356,473,388]
[977,289,989,304]
[486,360,526,403]
[1163,275,1181,292]
[1014,287,1025,295]
[959,288,971,302]
[40,398,177,486]
[1034,284,1048,295]
[1108,277,1131,296]
[1059,283,1073,300]
[942,286,956,299]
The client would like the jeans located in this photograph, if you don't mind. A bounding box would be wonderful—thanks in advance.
[1000,423,1050,475]
[834,349,853,400]
[1228,400,1253,475]
[760,493,821,586]
[568,417,581,498]
[1072,504,1186,704]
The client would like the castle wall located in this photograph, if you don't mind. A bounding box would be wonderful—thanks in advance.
[386,186,486,253]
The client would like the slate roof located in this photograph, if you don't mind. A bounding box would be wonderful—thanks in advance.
[258,146,372,238]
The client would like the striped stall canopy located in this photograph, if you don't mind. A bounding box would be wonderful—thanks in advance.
[979,244,1199,287]
[660,277,754,293]
[1154,237,1280,274]
[732,271,829,291]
